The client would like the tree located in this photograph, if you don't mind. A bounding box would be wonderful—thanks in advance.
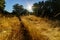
[0,0,5,11]
[46,0,60,19]
[13,4,23,15]
[32,1,54,19]
[12,4,28,20]
[44,1,53,18]
[32,0,60,19]
[32,3,39,16]
[32,1,45,17]
[13,4,28,16]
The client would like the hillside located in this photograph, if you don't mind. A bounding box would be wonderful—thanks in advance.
[0,14,60,40]
[21,15,60,40]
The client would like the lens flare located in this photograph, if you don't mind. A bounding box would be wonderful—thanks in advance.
[25,0,33,12]
[27,5,32,12]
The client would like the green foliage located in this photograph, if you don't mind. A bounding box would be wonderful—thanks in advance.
[12,4,28,16]
[47,0,60,19]
[32,0,60,20]
[32,1,45,16]
[0,0,5,11]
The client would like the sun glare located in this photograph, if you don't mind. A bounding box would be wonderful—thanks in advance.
[27,5,32,12]
[25,0,33,12]
[28,6,32,10]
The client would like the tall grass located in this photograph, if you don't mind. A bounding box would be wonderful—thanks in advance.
[0,14,60,40]
[0,14,24,40]
[21,15,60,40]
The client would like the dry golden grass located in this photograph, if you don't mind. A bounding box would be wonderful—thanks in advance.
[0,15,24,40]
[0,14,60,40]
[21,15,60,40]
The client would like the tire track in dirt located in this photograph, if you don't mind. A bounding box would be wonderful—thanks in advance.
[19,16,32,40]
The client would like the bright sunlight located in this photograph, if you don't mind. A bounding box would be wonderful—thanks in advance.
[27,5,33,12]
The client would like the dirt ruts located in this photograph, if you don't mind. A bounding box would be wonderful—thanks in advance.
[20,17,32,40]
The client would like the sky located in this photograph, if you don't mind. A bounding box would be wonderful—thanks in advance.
[5,0,46,12]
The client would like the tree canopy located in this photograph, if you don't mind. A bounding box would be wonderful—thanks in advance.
[12,4,28,16]
[0,0,5,11]
[32,0,60,19]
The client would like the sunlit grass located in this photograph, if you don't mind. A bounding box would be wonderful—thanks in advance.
[21,15,60,40]
[0,14,60,40]
[0,14,23,40]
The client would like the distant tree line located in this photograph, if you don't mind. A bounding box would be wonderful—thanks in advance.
[32,0,60,20]
[0,0,60,20]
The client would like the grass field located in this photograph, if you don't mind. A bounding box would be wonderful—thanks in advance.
[0,14,60,40]
[0,15,24,40]
[21,15,60,40]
